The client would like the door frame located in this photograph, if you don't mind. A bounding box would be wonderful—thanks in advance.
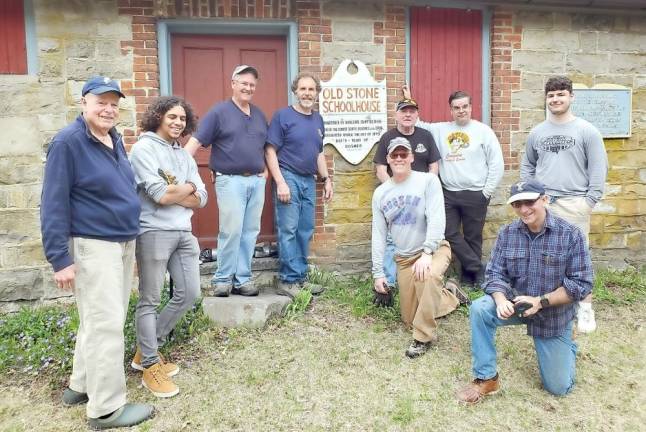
[157,19,298,99]
[405,2,492,125]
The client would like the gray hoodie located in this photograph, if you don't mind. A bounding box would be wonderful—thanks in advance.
[129,132,207,234]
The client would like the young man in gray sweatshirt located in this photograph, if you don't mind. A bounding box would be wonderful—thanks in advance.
[403,86,504,287]
[372,137,468,359]
[520,76,607,334]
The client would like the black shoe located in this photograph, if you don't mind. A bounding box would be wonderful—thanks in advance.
[62,387,88,406]
[405,340,432,358]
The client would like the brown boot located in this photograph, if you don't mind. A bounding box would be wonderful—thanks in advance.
[456,373,500,404]
[142,363,179,398]
[131,347,179,377]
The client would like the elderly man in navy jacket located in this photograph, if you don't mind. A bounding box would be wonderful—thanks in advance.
[41,76,153,430]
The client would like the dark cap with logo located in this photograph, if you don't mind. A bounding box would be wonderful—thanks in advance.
[396,98,419,111]
[507,179,546,204]
[81,76,125,98]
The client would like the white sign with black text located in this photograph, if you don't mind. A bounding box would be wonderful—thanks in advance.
[320,60,387,165]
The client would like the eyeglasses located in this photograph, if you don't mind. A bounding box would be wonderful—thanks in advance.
[389,151,410,160]
[511,198,540,209]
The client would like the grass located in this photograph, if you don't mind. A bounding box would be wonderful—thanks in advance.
[0,267,645,431]
[0,287,211,385]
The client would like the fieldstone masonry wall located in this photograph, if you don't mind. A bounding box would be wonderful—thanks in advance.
[1,0,644,306]
[0,0,135,307]
[505,9,646,268]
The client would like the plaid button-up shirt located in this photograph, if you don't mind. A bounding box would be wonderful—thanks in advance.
[483,211,593,338]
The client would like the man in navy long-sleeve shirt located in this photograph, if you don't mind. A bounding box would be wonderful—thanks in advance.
[40,76,153,429]
[457,179,593,404]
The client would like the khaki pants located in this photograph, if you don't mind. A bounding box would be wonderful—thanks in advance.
[547,196,592,244]
[68,237,135,418]
[395,241,459,343]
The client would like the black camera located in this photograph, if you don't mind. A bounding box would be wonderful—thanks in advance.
[513,301,532,319]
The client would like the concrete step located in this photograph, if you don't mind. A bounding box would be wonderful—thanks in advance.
[202,287,292,328]
[199,256,289,328]
[199,256,280,293]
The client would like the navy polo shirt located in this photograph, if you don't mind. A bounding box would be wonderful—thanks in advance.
[267,106,325,176]
[193,99,268,174]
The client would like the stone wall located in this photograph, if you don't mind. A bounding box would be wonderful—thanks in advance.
[503,9,646,268]
[2,0,644,307]
[0,0,135,307]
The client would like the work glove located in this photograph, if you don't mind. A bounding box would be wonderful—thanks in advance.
[373,283,394,308]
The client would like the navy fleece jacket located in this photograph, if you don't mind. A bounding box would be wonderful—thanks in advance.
[40,115,141,272]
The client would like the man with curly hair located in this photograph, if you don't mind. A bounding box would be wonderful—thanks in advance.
[403,86,504,288]
[129,96,207,398]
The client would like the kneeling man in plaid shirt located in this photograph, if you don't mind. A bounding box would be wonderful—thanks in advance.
[457,179,593,403]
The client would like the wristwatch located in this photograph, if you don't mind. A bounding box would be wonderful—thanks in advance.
[422,247,433,256]
[539,295,550,309]
[320,176,329,183]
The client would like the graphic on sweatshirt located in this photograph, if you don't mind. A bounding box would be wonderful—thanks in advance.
[382,194,421,226]
[537,135,575,153]
[445,131,470,162]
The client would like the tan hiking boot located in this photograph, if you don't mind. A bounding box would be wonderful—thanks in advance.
[456,373,500,404]
[142,363,179,398]
[131,347,179,377]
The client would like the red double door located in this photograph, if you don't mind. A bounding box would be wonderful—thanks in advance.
[171,34,287,248]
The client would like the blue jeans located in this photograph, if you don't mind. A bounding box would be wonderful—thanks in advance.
[212,174,266,287]
[469,295,577,396]
[274,169,315,283]
[384,234,397,287]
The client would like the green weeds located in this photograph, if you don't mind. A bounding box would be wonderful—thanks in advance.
[0,287,211,382]
[593,267,646,304]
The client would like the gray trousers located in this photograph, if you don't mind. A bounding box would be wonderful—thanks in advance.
[135,230,201,368]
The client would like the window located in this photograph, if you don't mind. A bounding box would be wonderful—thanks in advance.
[0,0,28,74]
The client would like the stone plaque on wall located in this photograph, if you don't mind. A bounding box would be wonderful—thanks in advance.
[570,84,632,138]
[320,60,387,165]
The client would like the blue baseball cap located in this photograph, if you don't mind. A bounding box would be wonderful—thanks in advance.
[81,76,125,98]
[507,179,546,204]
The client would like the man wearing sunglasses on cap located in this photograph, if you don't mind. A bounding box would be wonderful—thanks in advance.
[371,137,468,359]
[372,98,442,295]
[456,179,592,404]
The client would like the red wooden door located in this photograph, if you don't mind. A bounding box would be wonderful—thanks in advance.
[410,7,482,122]
[171,34,287,248]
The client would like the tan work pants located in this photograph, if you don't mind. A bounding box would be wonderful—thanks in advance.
[547,196,592,244]
[68,237,135,418]
[396,241,459,343]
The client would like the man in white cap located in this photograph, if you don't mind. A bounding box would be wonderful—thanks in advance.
[184,65,268,297]
[457,179,593,404]
[371,137,468,359]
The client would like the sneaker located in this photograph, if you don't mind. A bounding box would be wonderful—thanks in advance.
[131,347,179,377]
[456,373,500,404]
[88,403,155,430]
[62,387,88,406]
[445,278,471,306]
[237,283,260,296]
[142,363,179,398]
[301,281,325,295]
[405,339,432,358]
[577,303,597,333]
[211,282,231,297]
[276,281,301,299]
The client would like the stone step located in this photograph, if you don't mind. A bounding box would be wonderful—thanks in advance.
[198,256,289,328]
[199,256,280,293]
[201,287,292,328]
